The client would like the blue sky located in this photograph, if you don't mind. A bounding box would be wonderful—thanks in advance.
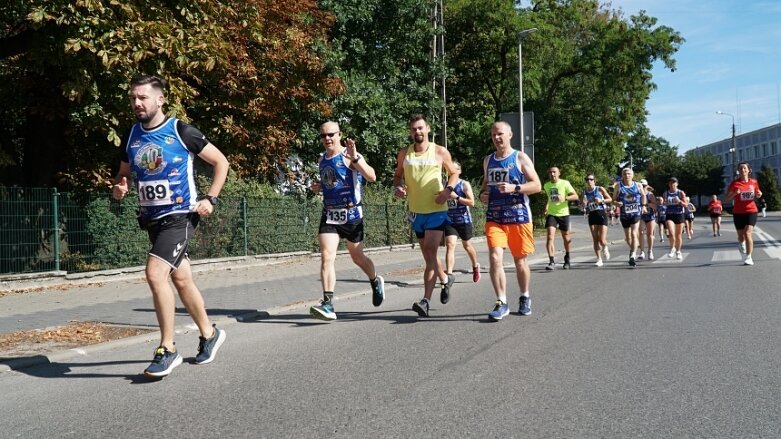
[608,0,781,153]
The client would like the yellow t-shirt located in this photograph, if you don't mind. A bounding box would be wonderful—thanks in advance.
[403,143,447,214]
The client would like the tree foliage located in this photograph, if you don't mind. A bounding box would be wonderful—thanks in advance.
[0,0,341,188]
[756,164,781,211]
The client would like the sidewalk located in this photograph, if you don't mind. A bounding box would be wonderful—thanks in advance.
[0,216,599,371]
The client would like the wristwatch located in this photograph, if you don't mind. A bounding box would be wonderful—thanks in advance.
[201,195,219,206]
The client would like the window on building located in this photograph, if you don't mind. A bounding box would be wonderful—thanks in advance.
[739,150,744,161]
[772,141,778,156]
[762,143,768,157]
[754,145,760,158]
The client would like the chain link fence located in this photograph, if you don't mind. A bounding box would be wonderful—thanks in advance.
[1,187,486,276]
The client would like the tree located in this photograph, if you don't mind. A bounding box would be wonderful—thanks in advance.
[757,164,781,211]
[309,0,444,183]
[444,0,684,182]
[0,0,341,188]
[678,151,724,207]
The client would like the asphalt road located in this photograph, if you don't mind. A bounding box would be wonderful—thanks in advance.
[1,215,780,437]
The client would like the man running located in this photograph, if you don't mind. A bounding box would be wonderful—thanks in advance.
[543,166,579,270]
[480,121,541,321]
[612,168,648,267]
[309,121,386,321]
[392,114,460,317]
[112,74,228,378]
[582,174,612,266]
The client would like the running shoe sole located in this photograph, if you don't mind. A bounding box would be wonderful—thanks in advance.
[310,306,337,321]
[412,302,429,317]
[372,275,385,307]
[144,353,183,378]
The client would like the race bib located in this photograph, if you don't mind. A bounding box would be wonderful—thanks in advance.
[325,208,348,225]
[447,199,458,208]
[587,202,601,212]
[486,168,509,185]
[138,180,172,206]
[624,203,640,214]
[740,191,755,201]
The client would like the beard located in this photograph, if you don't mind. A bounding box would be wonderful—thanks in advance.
[135,106,159,124]
[414,133,425,143]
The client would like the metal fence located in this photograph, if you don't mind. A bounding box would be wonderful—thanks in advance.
[0,187,486,276]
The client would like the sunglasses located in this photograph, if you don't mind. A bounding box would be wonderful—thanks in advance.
[319,131,339,139]
[585,177,594,181]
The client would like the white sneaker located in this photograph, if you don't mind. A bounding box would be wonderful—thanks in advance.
[740,242,746,254]
[675,251,682,260]
[668,250,675,258]
[648,251,654,260]
[595,259,603,267]
[744,255,754,266]
[603,247,611,261]
[638,251,645,260]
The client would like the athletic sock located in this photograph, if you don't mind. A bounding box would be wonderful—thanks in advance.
[549,256,555,264]
[323,291,334,302]
[498,295,507,304]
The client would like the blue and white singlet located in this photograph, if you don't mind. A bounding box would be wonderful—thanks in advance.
[485,150,531,225]
[319,151,364,225]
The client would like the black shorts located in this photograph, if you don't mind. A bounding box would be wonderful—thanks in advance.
[666,213,684,225]
[545,215,571,231]
[620,215,640,228]
[146,213,199,269]
[733,213,758,230]
[657,216,666,224]
[319,217,365,243]
[444,222,474,241]
[587,210,608,226]
[685,213,695,221]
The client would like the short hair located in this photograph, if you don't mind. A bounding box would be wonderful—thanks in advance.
[130,74,166,93]
[491,121,512,133]
[408,113,427,126]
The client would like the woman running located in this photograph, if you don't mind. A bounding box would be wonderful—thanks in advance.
[582,174,612,266]
[725,161,762,265]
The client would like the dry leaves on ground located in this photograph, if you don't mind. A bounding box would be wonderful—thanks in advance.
[0,321,154,360]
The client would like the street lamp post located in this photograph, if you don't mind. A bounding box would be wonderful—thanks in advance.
[716,111,737,178]
[518,28,537,156]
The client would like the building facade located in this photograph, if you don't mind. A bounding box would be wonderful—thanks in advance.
[690,122,781,190]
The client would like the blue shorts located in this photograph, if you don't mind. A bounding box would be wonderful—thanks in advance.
[410,211,450,239]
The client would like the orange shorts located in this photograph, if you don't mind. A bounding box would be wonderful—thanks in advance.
[485,222,535,258]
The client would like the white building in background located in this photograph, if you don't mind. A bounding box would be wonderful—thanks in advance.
[689,122,781,191]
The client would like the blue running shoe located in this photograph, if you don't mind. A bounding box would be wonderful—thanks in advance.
[488,300,510,321]
[195,324,226,365]
[144,346,182,378]
[518,296,532,316]
[412,299,430,317]
[310,300,337,321]
[371,275,385,307]
[440,273,455,304]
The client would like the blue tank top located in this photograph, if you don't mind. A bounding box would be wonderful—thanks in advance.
[446,180,472,225]
[617,182,642,218]
[319,150,363,224]
[584,186,606,212]
[486,150,531,224]
[126,118,197,220]
[656,203,667,218]
[664,190,685,214]
[641,192,656,221]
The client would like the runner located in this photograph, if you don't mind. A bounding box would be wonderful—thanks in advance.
[637,179,657,260]
[612,168,648,267]
[309,121,386,321]
[758,197,767,218]
[706,194,723,237]
[656,196,668,242]
[725,161,762,265]
[543,167,579,270]
[684,197,696,240]
[582,174,612,266]
[662,177,688,260]
[112,74,228,378]
[392,114,460,317]
[444,162,481,285]
[480,121,541,321]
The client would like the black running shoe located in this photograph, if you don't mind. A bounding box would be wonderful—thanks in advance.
[440,273,455,304]
[412,299,430,317]
[371,275,385,307]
